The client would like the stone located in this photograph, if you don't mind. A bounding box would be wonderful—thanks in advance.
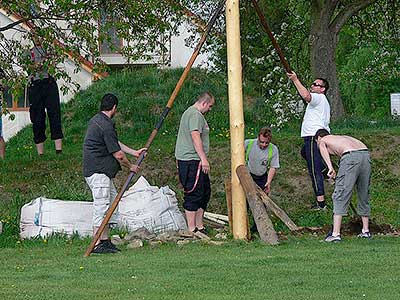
[177,240,191,246]
[126,239,143,249]
[178,230,195,238]
[149,240,163,247]
[111,235,125,246]
[207,241,225,246]
[124,227,153,241]
[215,233,227,240]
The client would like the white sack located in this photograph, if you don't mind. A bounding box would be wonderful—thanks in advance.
[118,176,187,233]
[20,176,187,239]
[20,197,93,239]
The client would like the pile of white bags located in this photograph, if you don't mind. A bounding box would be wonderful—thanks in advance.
[20,176,187,239]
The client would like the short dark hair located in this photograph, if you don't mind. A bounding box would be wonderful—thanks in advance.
[315,128,330,139]
[316,77,329,94]
[101,93,118,111]
[258,127,272,140]
[196,91,214,104]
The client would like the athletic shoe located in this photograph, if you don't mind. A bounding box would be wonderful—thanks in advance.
[357,231,372,239]
[324,233,341,242]
[91,241,118,254]
[103,239,121,252]
[311,202,327,211]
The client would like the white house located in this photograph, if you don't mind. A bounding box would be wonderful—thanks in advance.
[0,9,209,141]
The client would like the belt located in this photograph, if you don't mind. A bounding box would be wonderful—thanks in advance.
[342,149,369,157]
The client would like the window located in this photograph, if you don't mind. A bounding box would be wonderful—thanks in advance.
[99,9,123,55]
[2,86,28,111]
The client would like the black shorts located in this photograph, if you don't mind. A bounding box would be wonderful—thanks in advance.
[177,160,211,211]
[28,77,63,144]
[250,172,267,189]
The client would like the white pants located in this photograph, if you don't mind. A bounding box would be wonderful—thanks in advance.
[85,173,119,227]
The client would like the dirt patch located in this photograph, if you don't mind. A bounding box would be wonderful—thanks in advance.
[294,218,397,236]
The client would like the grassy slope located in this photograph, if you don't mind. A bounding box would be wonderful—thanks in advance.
[1,67,399,244]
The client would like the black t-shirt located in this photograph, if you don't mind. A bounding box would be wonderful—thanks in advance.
[83,112,121,178]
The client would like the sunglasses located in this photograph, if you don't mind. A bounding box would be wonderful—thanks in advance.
[312,82,325,88]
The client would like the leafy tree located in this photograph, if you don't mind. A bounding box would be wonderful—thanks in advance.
[338,0,400,118]
[0,0,189,102]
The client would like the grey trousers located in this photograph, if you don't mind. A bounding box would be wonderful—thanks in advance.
[332,151,371,216]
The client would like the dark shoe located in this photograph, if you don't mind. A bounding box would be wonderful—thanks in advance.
[357,231,372,239]
[102,239,121,252]
[311,202,327,211]
[91,241,118,254]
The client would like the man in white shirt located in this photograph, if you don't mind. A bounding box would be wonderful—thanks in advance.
[288,71,331,210]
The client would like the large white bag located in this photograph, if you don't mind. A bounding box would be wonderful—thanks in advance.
[118,176,187,233]
[20,197,93,239]
[19,176,187,238]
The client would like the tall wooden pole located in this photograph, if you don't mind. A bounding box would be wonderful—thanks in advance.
[226,0,247,240]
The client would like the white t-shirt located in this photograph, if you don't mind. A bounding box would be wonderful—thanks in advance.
[301,93,330,137]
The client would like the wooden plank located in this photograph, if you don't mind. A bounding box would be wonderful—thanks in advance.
[236,165,278,245]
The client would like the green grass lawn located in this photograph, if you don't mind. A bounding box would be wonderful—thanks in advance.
[0,236,399,300]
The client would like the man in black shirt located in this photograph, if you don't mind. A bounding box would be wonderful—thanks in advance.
[83,93,146,254]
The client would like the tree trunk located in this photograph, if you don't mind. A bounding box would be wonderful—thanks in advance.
[310,1,345,119]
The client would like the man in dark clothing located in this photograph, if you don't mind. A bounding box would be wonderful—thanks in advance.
[83,93,146,254]
[28,41,63,155]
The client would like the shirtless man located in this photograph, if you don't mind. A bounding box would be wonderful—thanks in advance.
[315,129,372,242]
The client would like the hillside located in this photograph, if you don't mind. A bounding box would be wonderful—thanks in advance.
[1,67,399,243]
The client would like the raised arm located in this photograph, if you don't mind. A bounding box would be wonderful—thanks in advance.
[287,71,311,103]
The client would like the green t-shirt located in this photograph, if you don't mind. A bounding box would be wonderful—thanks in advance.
[175,106,210,160]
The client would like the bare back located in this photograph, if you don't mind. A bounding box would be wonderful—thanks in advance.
[320,135,368,157]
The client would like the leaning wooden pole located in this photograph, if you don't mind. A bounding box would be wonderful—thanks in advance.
[236,165,279,244]
[84,0,226,257]
[251,0,292,73]
[226,0,248,240]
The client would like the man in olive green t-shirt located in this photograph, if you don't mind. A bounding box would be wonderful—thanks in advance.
[175,92,215,234]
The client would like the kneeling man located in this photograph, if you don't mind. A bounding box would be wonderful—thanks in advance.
[315,129,372,242]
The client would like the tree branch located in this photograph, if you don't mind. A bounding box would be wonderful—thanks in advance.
[0,18,31,32]
[330,0,378,34]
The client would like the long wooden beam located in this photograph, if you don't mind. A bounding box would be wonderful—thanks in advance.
[236,165,299,232]
[226,0,248,240]
[236,165,278,244]
[251,0,292,73]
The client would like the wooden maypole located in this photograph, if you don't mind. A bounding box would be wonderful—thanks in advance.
[226,0,247,239]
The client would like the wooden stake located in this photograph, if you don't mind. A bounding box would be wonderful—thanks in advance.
[236,165,278,244]
[224,178,233,232]
[236,165,298,232]
[226,0,248,240]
